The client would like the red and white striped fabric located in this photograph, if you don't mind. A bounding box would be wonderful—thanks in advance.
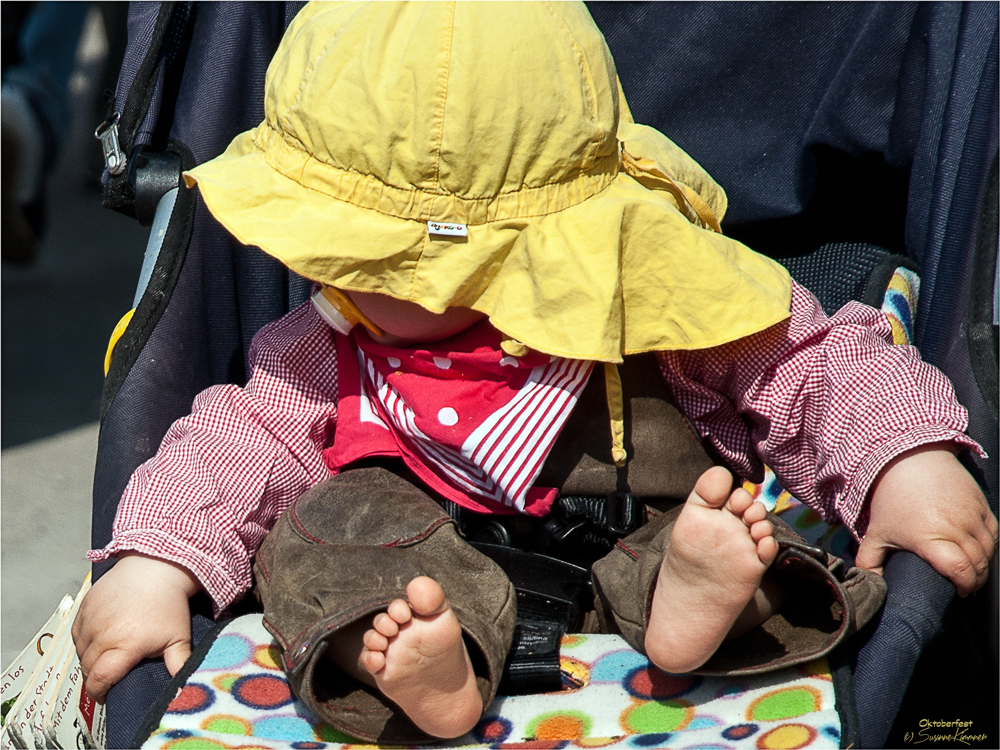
[325,321,593,515]
[89,281,981,612]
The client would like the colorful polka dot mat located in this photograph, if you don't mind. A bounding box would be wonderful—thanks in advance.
[140,270,920,750]
[139,472,855,750]
[140,622,843,750]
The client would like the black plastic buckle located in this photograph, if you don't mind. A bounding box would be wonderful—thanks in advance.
[469,542,593,630]
[605,492,646,537]
[549,518,588,543]
[477,519,513,547]
[499,619,565,695]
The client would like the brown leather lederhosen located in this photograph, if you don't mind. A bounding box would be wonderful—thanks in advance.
[253,354,887,744]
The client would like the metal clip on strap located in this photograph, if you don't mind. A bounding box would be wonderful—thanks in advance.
[95,113,127,176]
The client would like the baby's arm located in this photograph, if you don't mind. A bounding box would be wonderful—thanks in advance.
[858,443,998,596]
[658,281,996,591]
[77,302,340,699]
[72,553,200,702]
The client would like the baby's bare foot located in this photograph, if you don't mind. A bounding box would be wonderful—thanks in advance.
[360,576,483,738]
[645,466,778,674]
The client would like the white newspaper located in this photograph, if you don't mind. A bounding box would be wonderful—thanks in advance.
[1,596,74,749]
[0,575,105,749]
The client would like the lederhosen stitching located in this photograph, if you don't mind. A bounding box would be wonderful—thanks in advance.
[287,504,329,545]
[256,554,272,583]
[279,598,397,670]
[261,616,290,649]
[614,539,641,560]
[382,517,454,547]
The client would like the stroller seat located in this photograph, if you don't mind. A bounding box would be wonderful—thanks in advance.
[92,3,998,748]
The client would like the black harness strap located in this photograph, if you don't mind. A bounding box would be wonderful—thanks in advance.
[443,494,649,694]
[101,2,196,219]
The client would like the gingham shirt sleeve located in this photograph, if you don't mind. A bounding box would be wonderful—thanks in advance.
[87,302,338,612]
[657,280,984,539]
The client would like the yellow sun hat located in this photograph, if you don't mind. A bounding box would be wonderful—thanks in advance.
[184,1,791,363]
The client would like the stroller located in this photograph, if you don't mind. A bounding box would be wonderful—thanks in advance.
[92,2,998,747]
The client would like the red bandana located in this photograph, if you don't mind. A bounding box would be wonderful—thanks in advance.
[324,320,593,516]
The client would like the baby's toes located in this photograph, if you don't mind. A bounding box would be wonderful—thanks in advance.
[363,628,389,653]
[373,611,400,638]
[386,598,414,626]
[741,500,768,527]
[405,576,448,617]
[726,488,755,517]
[749,517,773,543]
[690,466,735,510]
[360,647,386,675]
[754,528,779,566]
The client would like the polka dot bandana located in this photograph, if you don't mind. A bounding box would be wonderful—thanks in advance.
[324,320,593,516]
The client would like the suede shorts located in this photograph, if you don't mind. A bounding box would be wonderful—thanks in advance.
[254,465,886,744]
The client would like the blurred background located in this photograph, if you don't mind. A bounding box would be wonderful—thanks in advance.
[2,2,148,669]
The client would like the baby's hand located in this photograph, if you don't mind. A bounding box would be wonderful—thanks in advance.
[72,553,201,702]
[856,443,998,596]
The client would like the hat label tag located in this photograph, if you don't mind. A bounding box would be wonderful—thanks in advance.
[427,220,468,237]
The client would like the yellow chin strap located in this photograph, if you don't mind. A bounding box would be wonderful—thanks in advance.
[319,286,384,337]
[604,363,627,467]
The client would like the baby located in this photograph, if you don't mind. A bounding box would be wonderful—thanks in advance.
[73,1,997,743]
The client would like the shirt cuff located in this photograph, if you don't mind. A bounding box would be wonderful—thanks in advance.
[88,530,249,617]
[839,428,986,539]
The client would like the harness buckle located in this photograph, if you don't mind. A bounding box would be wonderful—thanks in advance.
[605,492,646,537]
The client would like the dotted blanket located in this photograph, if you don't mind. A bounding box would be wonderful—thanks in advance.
[138,268,919,750]
[141,622,843,750]
[138,472,854,750]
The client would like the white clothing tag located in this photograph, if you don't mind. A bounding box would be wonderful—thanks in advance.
[426,220,468,237]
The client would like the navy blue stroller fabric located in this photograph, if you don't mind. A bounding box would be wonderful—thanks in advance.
[587,4,998,745]
[590,2,998,502]
[93,3,998,747]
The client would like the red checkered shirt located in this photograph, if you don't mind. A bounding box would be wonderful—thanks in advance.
[89,281,981,612]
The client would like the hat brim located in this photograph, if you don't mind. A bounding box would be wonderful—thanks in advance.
[185,128,791,362]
